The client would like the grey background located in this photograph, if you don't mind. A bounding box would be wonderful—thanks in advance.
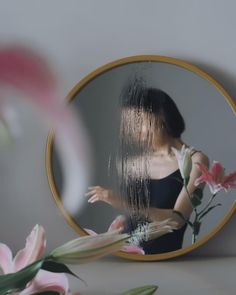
[0,0,236,257]
[52,61,236,249]
[68,256,236,295]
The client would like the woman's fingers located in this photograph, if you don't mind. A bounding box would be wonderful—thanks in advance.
[88,195,101,203]
[88,197,98,203]
[85,186,103,196]
[85,189,97,197]
[86,186,110,204]
[85,186,105,197]
[88,186,101,190]
[86,192,99,201]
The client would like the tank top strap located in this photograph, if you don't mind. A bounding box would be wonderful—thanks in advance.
[190,149,201,157]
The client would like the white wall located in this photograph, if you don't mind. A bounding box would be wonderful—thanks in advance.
[0,0,235,256]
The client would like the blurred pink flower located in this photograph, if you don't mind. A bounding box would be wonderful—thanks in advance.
[0,224,45,274]
[0,46,91,214]
[19,271,69,295]
[121,244,145,255]
[85,215,145,255]
[195,161,236,194]
[107,215,126,232]
[0,224,69,294]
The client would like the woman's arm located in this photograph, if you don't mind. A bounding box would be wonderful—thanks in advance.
[146,152,210,229]
[85,186,125,209]
[85,152,209,229]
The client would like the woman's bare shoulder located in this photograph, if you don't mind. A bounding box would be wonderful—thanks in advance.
[191,149,209,167]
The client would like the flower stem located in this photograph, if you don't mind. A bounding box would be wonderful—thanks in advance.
[184,182,198,216]
[183,183,204,244]
[198,193,217,216]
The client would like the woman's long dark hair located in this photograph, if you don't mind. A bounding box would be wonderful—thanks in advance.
[121,78,185,138]
[113,77,185,232]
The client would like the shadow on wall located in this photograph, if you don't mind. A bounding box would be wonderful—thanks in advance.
[188,59,236,103]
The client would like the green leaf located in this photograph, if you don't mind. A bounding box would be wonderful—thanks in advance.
[42,260,86,285]
[193,187,203,200]
[0,259,43,295]
[192,221,201,236]
[191,188,203,207]
[199,203,222,220]
[120,285,158,295]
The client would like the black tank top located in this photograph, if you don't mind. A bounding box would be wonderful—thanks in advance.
[140,169,186,254]
[124,149,199,254]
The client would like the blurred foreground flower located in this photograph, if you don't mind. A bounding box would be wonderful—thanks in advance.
[84,216,179,256]
[0,46,91,214]
[0,225,159,294]
[0,224,130,294]
[0,46,159,294]
[85,215,145,255]
[0,224,69,294]
[49,231,130,264]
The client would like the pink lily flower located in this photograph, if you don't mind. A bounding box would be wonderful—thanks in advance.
[0,224,69,294]
[121,244,145,255]
[195,161,236,194]
[0,46,91,214]
[107,215,126,232]
[19,271,69,295]
[85,215,145,255]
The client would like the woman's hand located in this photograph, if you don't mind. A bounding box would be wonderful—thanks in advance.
[85,186,116,206]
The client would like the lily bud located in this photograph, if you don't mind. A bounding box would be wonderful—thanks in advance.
[50,231,129,264]
[171,145,193,183]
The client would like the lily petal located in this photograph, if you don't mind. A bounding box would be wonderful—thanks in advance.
[0,243,13,274]
[0,46,92,215]
[50,231,129,264]
[13,225,46,272]
[84,228,98,236]
[19,270,69,295]
[171,145,192,180]
[107,215,126,232]
[195,162,236,194]
[194,162,213,186]
[121,244,145,255]
[0,47,55,102]
[211,161,225,182]
[222,170,236,191]
[223,170,236,183]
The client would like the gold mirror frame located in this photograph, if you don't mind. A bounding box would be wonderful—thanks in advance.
[46,55,236,261]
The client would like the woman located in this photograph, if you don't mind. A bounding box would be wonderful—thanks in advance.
[86,80,209,254]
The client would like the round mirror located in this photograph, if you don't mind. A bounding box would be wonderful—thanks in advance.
[46,55,236,261]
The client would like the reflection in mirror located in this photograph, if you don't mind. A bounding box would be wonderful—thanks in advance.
[50,59,236,257]
[104,79,209,254]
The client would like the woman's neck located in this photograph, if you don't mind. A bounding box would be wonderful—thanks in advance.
[152,138,184,157]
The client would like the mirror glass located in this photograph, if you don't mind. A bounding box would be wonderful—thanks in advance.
[48,57,236,259]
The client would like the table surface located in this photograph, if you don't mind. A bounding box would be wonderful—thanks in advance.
[68,255,236,295]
